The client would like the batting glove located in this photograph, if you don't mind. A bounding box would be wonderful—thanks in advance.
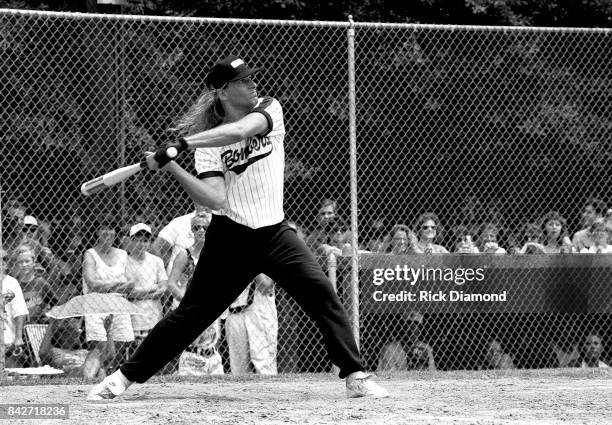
[153,135,189,167]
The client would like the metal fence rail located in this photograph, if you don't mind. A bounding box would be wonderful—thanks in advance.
[1,9,611,379]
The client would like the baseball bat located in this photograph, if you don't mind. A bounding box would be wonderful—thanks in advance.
[80,147,178,196]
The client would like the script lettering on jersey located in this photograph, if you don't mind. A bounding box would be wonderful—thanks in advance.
[221,135,273,173]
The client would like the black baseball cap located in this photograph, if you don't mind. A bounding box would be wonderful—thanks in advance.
[204,55,262,89]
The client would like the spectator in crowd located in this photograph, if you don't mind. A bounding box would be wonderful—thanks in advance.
[517,222,546,254]
[451,224,479,254]
[2,214,23,254]
[377,311,436,371]
[476,223,506,254]
[178,320,225,376]
[36,219,53,250]
[47,212,88,305]
[39,316,115,378]
[575,334,609,368]
[65,213,86,257]
[125,223,168,342]
[166,215,208,308]
[481,339,516,370]
[82,218,135,358]
[317,219,352,257]
[3,196,27,220]
[151,203,212,270]
[166,214,224,375]
[9,245,57,324]
[306,198,351,255]
[550,339,581,368]
[2,264,29,367]
[572,198,607,251]
[362,216,388,253]
[505,231,523,255]
[579,219,612,253]
[540,211,574,253]
[317,198,338,228]
[413,212,449,254]
[17,215,71,286]
[386,224,418,255]
[225,274,278,375]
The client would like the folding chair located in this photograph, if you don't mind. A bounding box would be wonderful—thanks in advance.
[24,323,49,366]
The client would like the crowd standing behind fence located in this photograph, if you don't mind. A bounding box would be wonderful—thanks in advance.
[3,188,612,374]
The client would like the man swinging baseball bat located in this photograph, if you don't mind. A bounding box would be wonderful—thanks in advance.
[87,54,388,400]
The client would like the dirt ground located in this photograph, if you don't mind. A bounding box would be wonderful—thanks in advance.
[2,369,611,425]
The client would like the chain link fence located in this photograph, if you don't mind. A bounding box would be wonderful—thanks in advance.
[1,9,611,380]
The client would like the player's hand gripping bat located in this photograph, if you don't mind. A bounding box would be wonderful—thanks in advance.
[80,147,179,196]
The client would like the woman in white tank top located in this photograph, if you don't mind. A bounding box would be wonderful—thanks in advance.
[82,220,135,350]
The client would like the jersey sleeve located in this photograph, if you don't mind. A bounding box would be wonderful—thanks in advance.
[251,97,285,138]
[194,148,225,179]
[157,220,178,245]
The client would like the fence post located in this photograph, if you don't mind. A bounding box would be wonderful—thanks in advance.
[117,17,127,222]
[346,15,360,347]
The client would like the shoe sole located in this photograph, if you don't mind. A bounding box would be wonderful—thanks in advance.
[346,391,390,398]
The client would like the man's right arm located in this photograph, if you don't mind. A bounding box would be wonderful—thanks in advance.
[162,165,227,212]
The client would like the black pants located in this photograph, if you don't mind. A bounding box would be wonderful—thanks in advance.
[120,215,364,382]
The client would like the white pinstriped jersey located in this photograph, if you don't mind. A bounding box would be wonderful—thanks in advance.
[194,97,285,229]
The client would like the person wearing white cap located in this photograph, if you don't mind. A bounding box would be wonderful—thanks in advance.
[125,223,168,342]
[17,215,71,285]
[20,215,42,249]
[23,215,38,227]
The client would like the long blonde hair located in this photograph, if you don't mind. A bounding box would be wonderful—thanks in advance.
[174,89,225,136]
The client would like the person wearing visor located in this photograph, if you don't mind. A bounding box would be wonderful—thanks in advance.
[125,223,168,343]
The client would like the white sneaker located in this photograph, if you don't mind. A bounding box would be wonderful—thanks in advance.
[87,371,129,401]
[346,373,389,398]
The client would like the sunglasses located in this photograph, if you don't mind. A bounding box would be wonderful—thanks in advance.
[23,226,38,233]
[236,76,255,85]
[223,76,255,89]
[192,225,208,231]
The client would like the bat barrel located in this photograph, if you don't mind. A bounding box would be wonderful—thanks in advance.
[80,161,146,196]
[81,177,107,196]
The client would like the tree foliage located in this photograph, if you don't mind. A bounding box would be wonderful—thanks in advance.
[0,2,610,229]
[0,0,611,27]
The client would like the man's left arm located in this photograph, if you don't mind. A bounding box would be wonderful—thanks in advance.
[184,112,269,149]
[154,98,281,163]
